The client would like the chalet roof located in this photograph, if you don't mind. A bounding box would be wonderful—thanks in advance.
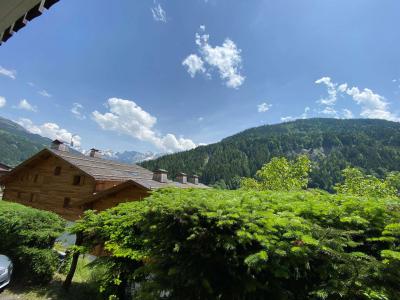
[48,149,208,189]
[0,147,208,190]
[49,148,154,183]
[0,162,11,172]
[0,0,59,45]
[74,178,208,207]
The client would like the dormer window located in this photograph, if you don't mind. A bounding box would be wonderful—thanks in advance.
[54,166,62,176]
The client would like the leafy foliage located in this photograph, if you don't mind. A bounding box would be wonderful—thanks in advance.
[0,201,65,284]
[141,118,400,191]
[74,189,400,299]
[335,167,400,197]
[241,155,311,191]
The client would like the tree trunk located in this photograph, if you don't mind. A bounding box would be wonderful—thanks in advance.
[63,231,83,290]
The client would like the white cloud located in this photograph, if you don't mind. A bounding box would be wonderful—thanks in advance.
[300,106,311,119]
[198,117,204,122]
[0,66,16,79]
[183,26,245,89]
[342,109,354,119]
[257,102,271,113]
[17,118,81,147]
[338,83,348,93]
[281,116,294,122]
[315,76,399,121]
[182,54,205,78]
[38,89,52,98]
[92,98,197,153]
[71,102,86,120]
[151,3,167,22]
[0,96,6,108]
[315,77,338,106]
[17,99,37,112]
[320,106,338,117]
[27,82,35,87]
[346,87,398,121]
[280,106,311,122]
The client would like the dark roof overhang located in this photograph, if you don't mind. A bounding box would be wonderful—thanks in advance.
[0,0,59,45]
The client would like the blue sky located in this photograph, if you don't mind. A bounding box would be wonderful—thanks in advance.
[1,0,400,153]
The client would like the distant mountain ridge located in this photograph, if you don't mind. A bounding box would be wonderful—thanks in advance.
[141,118,400,191]
[103,150,163,164]
[0,116,161,167]
[0,116,52,167]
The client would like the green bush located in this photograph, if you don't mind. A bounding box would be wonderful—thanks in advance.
[74,189,400,299]
[0,201,65,284]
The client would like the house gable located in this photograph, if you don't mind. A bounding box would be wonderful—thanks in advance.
[1,149,97,220]
[76,180,150,212]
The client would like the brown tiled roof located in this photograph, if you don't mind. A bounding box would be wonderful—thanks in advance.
[0,163,11,172]
[49,149,209,190]
[0,147,208,190]
[49,149,154,182]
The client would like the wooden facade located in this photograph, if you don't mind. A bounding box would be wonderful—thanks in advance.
[2,152,95,220]
[81,181,150,212]
[0,143,208,220]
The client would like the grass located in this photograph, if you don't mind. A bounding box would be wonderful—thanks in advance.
[0,255,102,300]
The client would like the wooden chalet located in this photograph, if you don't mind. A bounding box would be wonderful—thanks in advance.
[0,162,12,177]
[0,140,208,220]
[0,163,12,199]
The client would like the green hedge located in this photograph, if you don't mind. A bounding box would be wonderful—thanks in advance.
[75,189,400,299]
[0,201,65,284]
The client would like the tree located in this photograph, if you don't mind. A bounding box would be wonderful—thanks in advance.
[335,167,398,197]
[141,119,400,192]
[240,155,311,191]
[72,188,400,299]
[0,201,65,284]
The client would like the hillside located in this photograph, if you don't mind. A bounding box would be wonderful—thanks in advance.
[0,116,159,167]
[141,118,400,191]
[0,116,52,167]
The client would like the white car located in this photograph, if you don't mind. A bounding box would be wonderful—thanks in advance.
[0,255,13,290]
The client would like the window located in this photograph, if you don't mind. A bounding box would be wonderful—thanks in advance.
[63,197,71,208]
[33,174,39,183]
[73,175,82,185]
[54,166,62,176]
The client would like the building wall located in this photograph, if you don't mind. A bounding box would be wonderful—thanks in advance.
[91,185,149,212]
[3,154,96,220]
[95,180,124,192]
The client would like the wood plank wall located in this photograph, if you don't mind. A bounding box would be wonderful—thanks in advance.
[92,185,149,211]
[3,154,95,220]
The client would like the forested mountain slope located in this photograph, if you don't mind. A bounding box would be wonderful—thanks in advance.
[141,118,400,191]
[0,116,157,167]
[0,116,51,167]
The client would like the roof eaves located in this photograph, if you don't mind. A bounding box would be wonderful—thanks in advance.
[73,180,151,207]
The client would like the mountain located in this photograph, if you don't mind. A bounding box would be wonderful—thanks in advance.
[0,116,160,167]
[0,116,52,167]
[103,150,163,164]
[140,118,400,191]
